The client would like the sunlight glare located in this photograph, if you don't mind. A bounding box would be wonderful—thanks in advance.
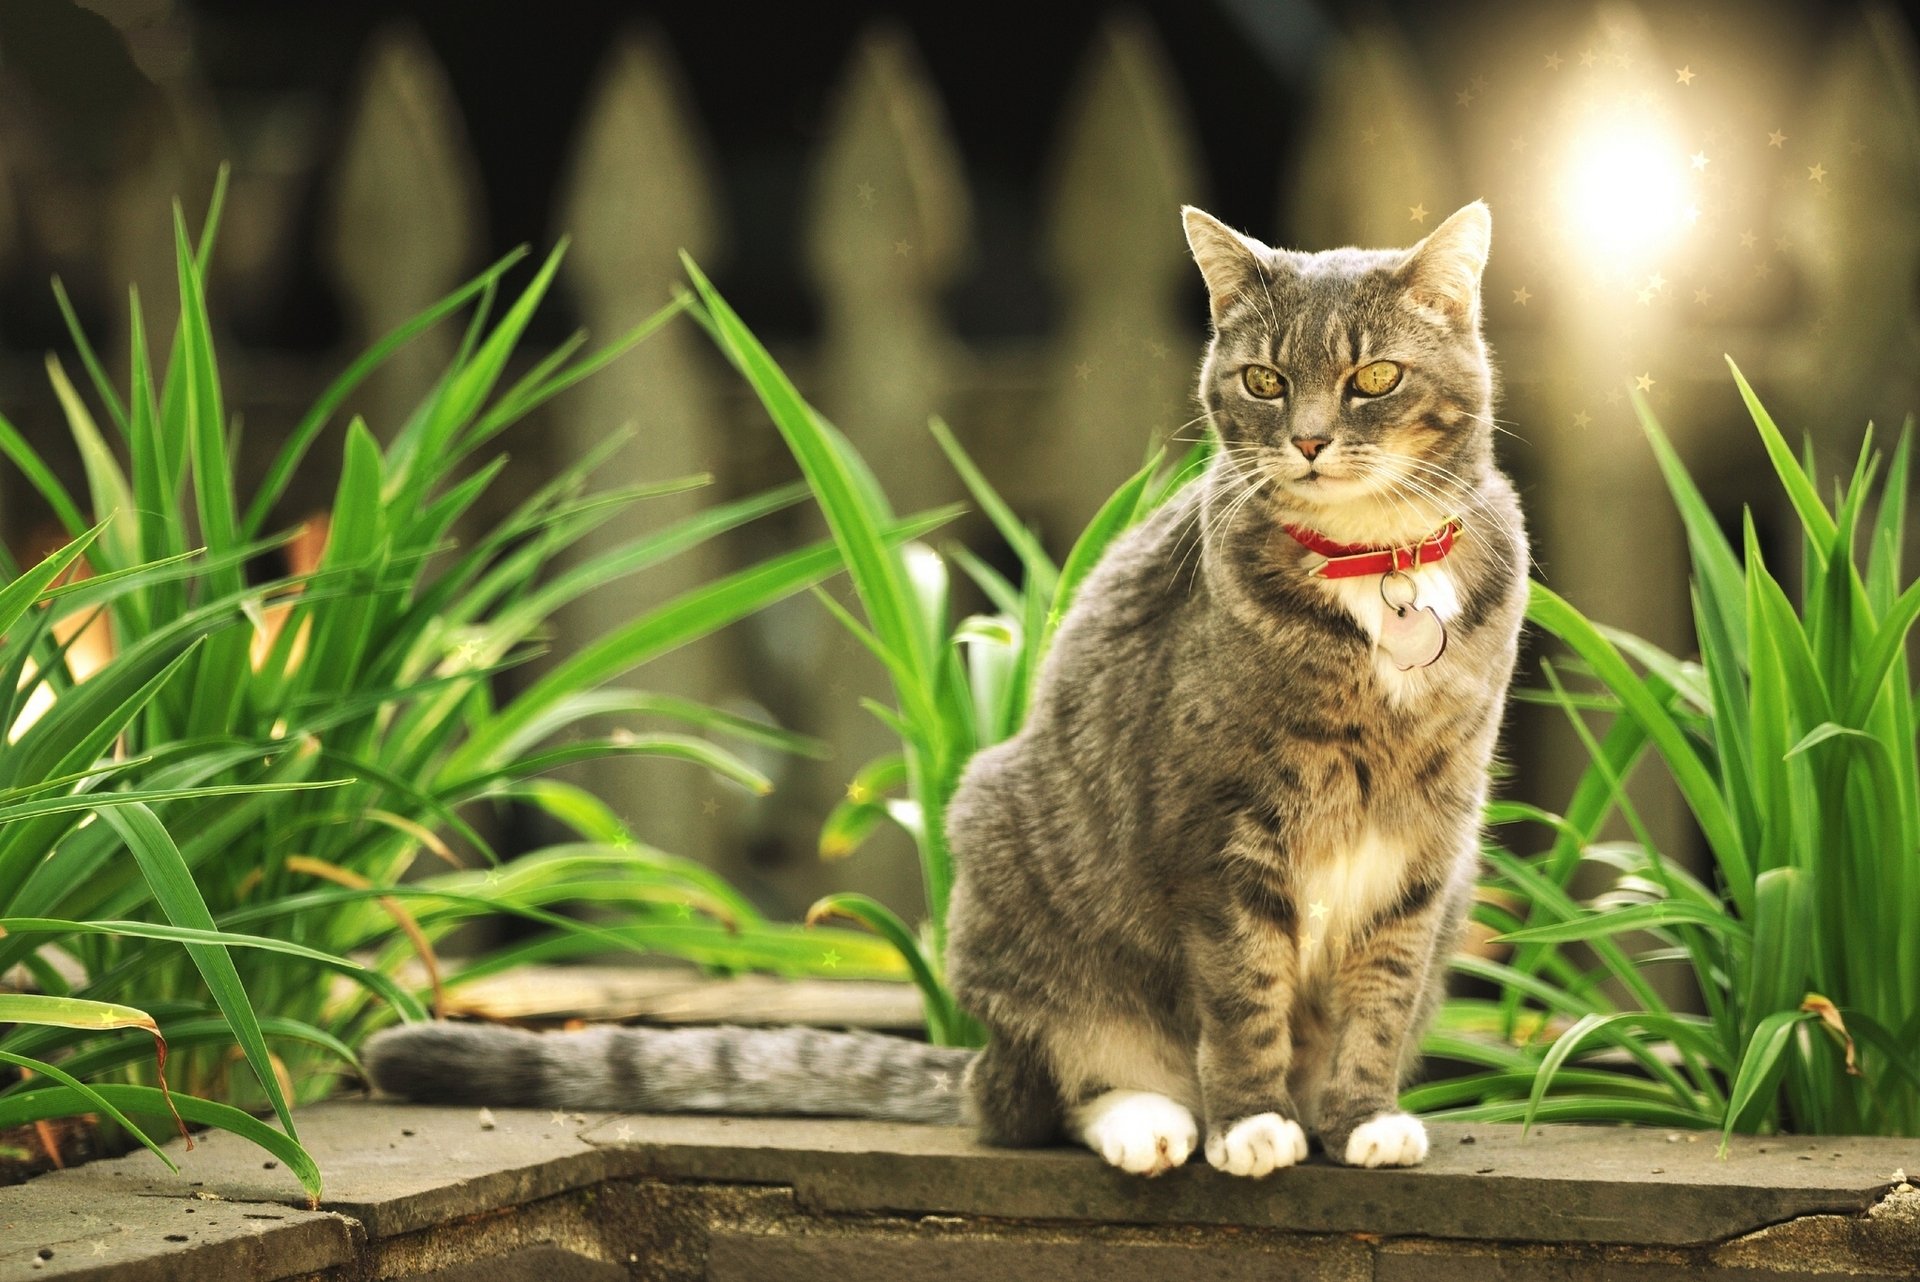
[1561,120,1690,260]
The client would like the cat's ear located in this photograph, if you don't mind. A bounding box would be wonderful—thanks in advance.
[1182,207,1270,322]
[1398,200,1492,325]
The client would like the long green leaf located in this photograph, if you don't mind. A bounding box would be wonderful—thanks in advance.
[0,1084,321,1204]
[98,803,299,1144]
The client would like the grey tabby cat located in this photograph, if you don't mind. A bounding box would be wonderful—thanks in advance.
[365,201,1528,1177]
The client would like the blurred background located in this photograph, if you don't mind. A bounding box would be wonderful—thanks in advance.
[0,0,1916,936]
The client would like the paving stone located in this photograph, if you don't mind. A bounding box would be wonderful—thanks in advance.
[0,1160,354,1282]
[142,1102,631,1238]
[5,1101,1917,1279]
[579,1113,1920,1247]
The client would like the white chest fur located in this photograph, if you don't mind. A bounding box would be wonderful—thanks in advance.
[1295,826,1409,982]
[1312,562,1461,699]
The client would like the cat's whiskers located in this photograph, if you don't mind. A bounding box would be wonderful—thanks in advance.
[1453,407,1529,445]
[1391,451,1526,551]
[1168,460,1267,591]
[1378,457,1537,577]
[1202,473,1272,582]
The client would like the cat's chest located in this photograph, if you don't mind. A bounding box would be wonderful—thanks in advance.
[1292,827,1410,980]
[1311,563,1461,700]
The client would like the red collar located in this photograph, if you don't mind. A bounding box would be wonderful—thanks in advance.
[1283,518,1463,579]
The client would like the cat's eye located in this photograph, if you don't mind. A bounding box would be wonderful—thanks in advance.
[1351,361,1403,396]
[1242,365,1286,399]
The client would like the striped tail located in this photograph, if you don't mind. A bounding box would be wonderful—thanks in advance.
[363,1023,977,1125]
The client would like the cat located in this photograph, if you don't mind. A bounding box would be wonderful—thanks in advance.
[364,200,1528,1178]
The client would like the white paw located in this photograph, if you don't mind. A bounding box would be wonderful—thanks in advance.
[1343,1112,1429,1167]
[1072,1090,1198,1177]
[1203,1112,1309,1178]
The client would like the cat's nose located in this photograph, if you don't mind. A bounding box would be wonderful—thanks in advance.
[1292,436,1330,461]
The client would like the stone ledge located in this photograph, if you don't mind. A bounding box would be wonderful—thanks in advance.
[571,1111,1915,1248]
[2,1102,1915,1280]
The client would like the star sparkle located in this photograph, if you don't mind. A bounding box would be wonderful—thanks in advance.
[1544,52,1563,70]
[1360,125,1381,146]
[1511,286,1532,305]
[1767,129,1787,148]
[1675,66,1695,84]
[1408,203,1429,224]
[1571,411,1592,428]
[1807,163,1827,183]
[1635,373,1656,392]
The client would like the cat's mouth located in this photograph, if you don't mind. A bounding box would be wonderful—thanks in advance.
[1287,466,1364,490]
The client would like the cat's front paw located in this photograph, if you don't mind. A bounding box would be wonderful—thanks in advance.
[1074,1090,1198,1177]
[1339,1112,1429,1168]
[1203,1112,1309,1178]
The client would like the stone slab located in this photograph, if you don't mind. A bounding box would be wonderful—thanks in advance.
[4,1101,1917,1280]
[0,1159,354,1282]
[575,1113,1920,1247]
[133,1103,630,1240]
[436,967,925,1030]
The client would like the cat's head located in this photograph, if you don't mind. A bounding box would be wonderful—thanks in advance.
[1182,203,1494,542]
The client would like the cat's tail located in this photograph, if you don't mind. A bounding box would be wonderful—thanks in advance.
[362,1022,977,1125]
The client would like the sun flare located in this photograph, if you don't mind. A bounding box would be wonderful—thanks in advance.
[1560,119,1692,261]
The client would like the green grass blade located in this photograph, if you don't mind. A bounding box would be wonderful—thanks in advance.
[0,1084,320,1204]
[97,803,299,1144]
[452,509,957,779]
[1051,448,1162,643]
[682,255,936,687]
[1494,900,1747,946]
[929,417,1058,597]
[806,892,956,1042]
[241,248,529,536]
[0,1052,178,1174]
[1719,1009,1810,1149]
[1529,582,1751,912]
[0,409,88,538]
[1724,357,1837,549]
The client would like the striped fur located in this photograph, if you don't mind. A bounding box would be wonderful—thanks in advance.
[364,1022,974,1124]
[367,204,1527,1177]
[944,202,1526,1172]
